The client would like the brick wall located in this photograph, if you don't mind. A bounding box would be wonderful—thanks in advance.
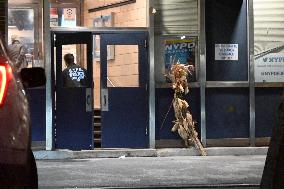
[107,45,139,87]
[83,0,147,108]
[84,0,147,27]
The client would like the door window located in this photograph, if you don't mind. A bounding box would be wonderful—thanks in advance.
[107,45,139,87]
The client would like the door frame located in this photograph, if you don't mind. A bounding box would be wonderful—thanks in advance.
[100,32,149,148]
[51,31,94,150]
[49,27,153,149]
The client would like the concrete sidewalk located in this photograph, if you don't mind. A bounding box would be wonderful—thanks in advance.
[33,147,268,160]
[37,155,265,188]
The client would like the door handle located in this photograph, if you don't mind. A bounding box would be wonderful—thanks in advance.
[86,88,92,112]
[104,95,107,107]
[101,89,109,111]
[146,127,148,135]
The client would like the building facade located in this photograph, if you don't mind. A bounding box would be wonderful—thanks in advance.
[3,0,284,150]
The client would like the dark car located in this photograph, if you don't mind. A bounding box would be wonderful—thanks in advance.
[0,36,45,188]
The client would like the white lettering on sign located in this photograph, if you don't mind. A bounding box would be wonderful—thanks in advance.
[165,42,195,52]
[215,44,238,61]
[68,68,85,82]
[255,53,284,82]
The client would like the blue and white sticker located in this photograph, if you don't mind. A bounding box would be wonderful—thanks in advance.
[68,68,85,82]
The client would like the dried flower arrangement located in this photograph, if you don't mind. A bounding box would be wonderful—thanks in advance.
[167,63,206,156]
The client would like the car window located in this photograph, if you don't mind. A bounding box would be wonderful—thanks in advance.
[0,38,7,58]
[0,49,3,56]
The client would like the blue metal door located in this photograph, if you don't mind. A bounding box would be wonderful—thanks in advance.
[100,32,149,148]
[54,32,94,150]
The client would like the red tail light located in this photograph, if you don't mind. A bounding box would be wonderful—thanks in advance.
[0,63,12,107]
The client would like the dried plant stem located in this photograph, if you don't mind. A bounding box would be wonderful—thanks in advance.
[167,63,206,156]
[172,95,207,156]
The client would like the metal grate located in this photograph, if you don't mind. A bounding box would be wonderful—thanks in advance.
[254,0,284,55]
[154,0,198,35]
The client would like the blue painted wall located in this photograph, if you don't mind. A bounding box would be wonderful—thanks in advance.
[26,88,46,141]
[155,88,201,140]
[206,88,250,139]
[255,88,283,137]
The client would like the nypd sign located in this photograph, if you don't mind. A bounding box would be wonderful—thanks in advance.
[165,41,195,53]
[255,53,284,82]
[164,39,196,68]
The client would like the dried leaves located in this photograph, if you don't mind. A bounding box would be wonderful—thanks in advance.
[167,63,206,156]
[169,64,190,95]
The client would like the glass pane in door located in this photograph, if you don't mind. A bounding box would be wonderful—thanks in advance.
[61,44,88,88]
[107,45,139,87]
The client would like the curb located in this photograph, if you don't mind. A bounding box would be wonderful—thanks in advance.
[33,147,268,160]
[101,184,260,188]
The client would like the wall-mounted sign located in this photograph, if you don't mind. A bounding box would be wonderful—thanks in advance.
[50,15,58,27]
[50,8,58,27]
[164,38,196,82]
[63,8,76,21]
[93,13,114,27]
[215,44,238,61]
[93,13,115,61]
[255,53,284,82]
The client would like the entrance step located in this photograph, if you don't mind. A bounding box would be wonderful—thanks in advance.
[94,109,102,148]
[94,123,101,127]
[94,131,101,135]
[94,138,101,143]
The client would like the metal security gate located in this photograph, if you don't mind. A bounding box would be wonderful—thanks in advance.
[100,32,149,148]
[53,32,94,150]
